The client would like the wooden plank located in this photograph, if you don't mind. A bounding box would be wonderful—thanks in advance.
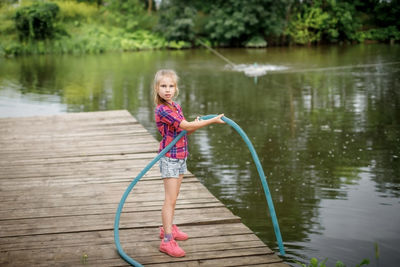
[0,170,165,187]
[146,255,284,267]
[0,238,278,266]
[0,200,225,221]
[0,137,158,153]
[0,224,253,251]
[0,151,157,166]
[0,178,215,204]
[0,172,195,190]
[0,207,241,237]
[0,157,161,177]
[0,243,279,267]
[0,110,133,124]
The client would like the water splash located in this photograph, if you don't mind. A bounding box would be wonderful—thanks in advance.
[230,63,289,77]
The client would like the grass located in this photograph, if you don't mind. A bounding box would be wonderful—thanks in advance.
[0,1,190,57]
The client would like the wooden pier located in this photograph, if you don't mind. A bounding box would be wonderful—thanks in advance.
[0,110,288,266]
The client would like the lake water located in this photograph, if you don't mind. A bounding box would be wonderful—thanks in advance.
[1,44,399,266]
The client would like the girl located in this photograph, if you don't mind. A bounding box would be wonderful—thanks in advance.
[153,69,225,257]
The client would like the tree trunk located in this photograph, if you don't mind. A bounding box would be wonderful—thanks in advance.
[148,0,152,15]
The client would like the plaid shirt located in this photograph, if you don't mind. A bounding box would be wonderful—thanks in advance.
[155,102,188,159]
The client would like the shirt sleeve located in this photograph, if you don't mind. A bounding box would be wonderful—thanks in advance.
[158,107,183,129]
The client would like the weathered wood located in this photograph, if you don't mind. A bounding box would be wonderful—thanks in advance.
[0,224,253,251]
[0,207,242,238]
[0,111,288,266]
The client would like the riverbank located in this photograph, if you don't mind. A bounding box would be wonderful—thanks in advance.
[1,1,399,58]
[0,27,189,57]
[0,1,192,57]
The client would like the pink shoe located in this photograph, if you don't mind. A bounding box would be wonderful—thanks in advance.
[159,239,185,257]
[159,225,189,241]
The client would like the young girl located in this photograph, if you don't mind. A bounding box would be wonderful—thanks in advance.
[153,69,224,257]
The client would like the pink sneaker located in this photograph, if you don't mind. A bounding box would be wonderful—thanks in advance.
[159,225,189,241]
[159,239,185,257]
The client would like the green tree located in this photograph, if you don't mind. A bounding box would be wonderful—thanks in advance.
[205,0,286,46]
[156,1,197,43]
[155,0,288,46]
[286,5,330,45]
[324,0,360,42]
[285,0,361,45]
[374,0,400,29]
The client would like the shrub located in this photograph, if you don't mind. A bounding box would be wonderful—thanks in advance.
[356,26,400,42]
[101,0,154,32]
[245,36,267,48]
[56,1,98,22]
[156,3,197,43]
[14,2,60,40]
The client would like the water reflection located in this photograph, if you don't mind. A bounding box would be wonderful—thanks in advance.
[0,44,399,266]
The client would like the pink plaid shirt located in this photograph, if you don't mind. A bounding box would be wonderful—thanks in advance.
[155,102,188,159]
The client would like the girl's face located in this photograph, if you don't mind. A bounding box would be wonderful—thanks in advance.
[157,76,176,104]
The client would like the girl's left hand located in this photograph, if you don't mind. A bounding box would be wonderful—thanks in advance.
[213,114,225,124]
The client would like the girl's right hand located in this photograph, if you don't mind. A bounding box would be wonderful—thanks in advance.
[214,114,225,124]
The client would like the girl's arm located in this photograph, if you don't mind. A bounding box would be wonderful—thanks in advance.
[186,117,200,135]
[180,114,225,133]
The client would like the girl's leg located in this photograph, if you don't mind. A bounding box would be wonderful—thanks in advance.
[162,177,182,235]
[169,174,184,224]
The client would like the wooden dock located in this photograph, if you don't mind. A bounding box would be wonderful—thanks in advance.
[0,110,288,266]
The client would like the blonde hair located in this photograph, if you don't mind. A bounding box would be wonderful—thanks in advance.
[153,69,179,105]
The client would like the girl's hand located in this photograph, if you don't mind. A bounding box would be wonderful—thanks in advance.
[214,114,225,124]
[180,114,225,132]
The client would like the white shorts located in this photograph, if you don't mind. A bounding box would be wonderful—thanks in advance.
[159,156,187,178]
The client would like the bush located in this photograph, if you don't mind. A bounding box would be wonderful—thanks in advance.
[245,36,267,48]
[56,1,98,22]
[0,5,16,36]
[156,2,197,43]
[14,2,60,40]
[357,26,400,42]
[101,0,155,32]
[286,7,330,45]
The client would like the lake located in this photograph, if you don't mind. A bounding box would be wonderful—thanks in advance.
[1,44,399,266]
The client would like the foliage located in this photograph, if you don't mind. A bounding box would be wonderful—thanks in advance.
[285,0,361,45]
[204,0,282,46]
[324,0,360,42]
[76,0,103,5]
[56,1,99,22]
[154,0,398,46]
[0,0,170,57]
[1,25,168,56]
[298,257,328,267]
[1,0,400,57]
[245,35,267,48]
[100,0,155,32]
[0,4,16,36]
[357,26,400,42]
[14,2,61,41]
[373,0,400,29]
[155,0,197,43]
[155,0,285,46]
[286,6,330,45]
